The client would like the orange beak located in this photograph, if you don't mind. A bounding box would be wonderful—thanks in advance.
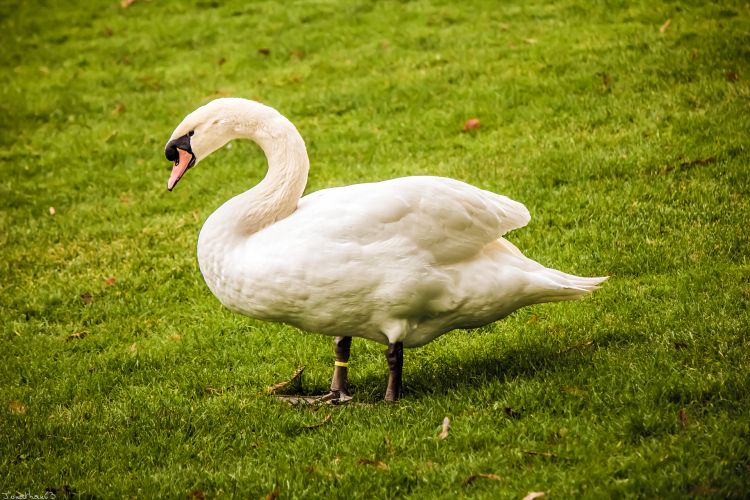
[167,148,194,191]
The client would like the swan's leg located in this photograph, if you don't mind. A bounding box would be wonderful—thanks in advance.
[328,336,352,398]
[384,342,404,402]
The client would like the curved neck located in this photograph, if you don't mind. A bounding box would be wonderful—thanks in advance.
[209,104,310,238]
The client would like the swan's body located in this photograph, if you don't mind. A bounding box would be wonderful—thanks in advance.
[165,98,606,400]
[199,176,602,348]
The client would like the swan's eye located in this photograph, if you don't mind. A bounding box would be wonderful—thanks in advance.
[189,130,195,137]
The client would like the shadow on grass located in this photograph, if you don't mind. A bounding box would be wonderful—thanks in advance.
[339,341,598,404]
[267,323,644,404]
[438,350,579,400]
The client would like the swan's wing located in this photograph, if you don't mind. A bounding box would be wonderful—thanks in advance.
[300,176,530,264]
[394,177,530,263]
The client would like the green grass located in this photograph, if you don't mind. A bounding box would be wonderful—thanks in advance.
[1,0,749,497]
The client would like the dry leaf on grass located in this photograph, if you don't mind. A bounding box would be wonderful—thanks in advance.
[679,408,689,427]
[274,395,321,405]
[275,392,358,406]
[267,365,305,394]
[265,484,280,500]
[80,292,93,305]
[104,276,117,286]
[561,386,586,397]
[121,0,136,8]
[305,414,332,429]
[662,156,717,173]
[358,458,388,470]
[462,118,480,132]
[65,331,88,342]
[559,339,594,354]
[521,449,557,458]
[438,416,450,439]
[525,38,538,44]
[258,48,271,56]
[688,484,720,495]
[659,18,671,33]
[463,473,503,486]
[9,400,27,414]
[523,492,545,500]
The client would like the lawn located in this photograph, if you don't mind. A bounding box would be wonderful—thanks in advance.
[1,0,749,497]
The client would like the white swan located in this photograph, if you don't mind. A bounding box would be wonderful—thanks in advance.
[164,98,607,402]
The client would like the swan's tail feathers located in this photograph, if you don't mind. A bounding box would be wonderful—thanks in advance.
[529,271,609,304]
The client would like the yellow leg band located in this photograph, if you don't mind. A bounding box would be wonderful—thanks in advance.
[334,361,349,368]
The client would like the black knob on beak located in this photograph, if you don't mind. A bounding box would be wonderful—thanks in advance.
[165,144,178,162]
[165,133,193,162]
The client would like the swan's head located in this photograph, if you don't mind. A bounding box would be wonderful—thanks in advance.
[164,99,244,191]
